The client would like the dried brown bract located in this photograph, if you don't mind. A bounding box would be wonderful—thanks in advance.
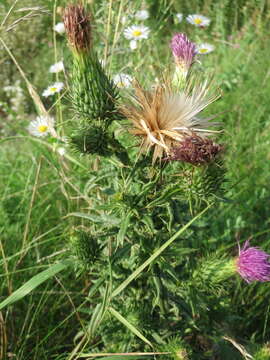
[63,4,92,52]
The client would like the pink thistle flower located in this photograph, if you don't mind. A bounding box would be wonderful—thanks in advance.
[236,241,270,283]
[170,33,196,72]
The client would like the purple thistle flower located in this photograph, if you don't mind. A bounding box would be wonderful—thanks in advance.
[236,241,270,283]
[170,33,196,71]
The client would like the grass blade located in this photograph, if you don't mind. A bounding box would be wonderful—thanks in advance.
[0,260,72,310]
[109,307,153,348]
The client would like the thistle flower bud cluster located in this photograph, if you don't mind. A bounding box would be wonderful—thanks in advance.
[63,4,92,53]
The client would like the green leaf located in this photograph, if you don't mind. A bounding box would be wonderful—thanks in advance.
[111,205,211,298]
[88,283,111,337]
[109,307,153,348]
[65,212,120,225]
[0,260,72,310]
[117,211,132,245]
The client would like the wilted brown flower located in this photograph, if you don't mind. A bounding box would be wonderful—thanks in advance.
[121,80,220,163]
[168,135,222,165]
[63,4,91,52]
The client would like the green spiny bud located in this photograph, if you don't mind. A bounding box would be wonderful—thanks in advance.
[158,337,190,360]
[181,160,226,203]
[193,256,235,288]
[69,125,111,156]
[70,229,102,268]
[71,52,120,125]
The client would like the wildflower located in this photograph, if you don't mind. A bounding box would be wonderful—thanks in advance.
[186,14,210,27]
[54,22,65,34]
[168,135,222,165]
[57,147,66,156]
[121,80,220,163]
[124,25,150,40]
[42,82,64,97]
[196,43,215,54]
[236,241,270,283]
[129,39,138,50]
[176,13,183,23]
[63,4,92,53]
[135,10,149,20]
[28,116,54,137]
[121,15,128,25]
[113,73,133,88]
[171,33,196,75]
[49,61,64,73]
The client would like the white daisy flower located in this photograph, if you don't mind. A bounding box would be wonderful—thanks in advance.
[124,25,150,40]
[49,61,64,73]
[196,43,215,54]
[57,147,66,156]
[54,22,65,34]
[135,10,149,20]
[129,40,138,50]
[28,116,54,137]
[186,14,211,27]
[42,82,64,97]
[176,13,183,23]
[113,73,133,88]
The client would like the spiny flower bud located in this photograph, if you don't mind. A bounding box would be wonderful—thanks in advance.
[168,135,222,166]
[63,4,92,53]
[171,33,196,77]
[236,240,270,283]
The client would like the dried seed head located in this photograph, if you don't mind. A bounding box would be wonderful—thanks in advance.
[169,135,222,165]
[63,4,92,53]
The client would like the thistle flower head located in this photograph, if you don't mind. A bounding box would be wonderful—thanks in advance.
[236,241,270,283]
[168,135,222,165]
[171,33,196,73]
[63,4,92,53]
[121,79,220,163]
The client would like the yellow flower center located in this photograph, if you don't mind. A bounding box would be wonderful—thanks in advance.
[38,125,48,133]
[117,81,125,88]
[50,87,57,92]
[194,18,202,25]
[199,48,208,53]
[132,30,142,37]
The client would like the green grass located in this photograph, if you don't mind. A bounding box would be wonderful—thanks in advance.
[0,0,270,359]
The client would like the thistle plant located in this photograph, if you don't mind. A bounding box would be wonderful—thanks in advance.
[59,4,270,357]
